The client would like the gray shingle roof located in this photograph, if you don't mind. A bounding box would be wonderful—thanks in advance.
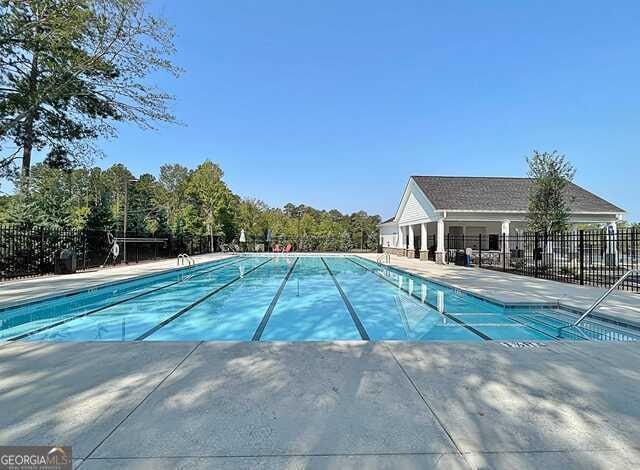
[411,176,624,213]
[380,216,395,224]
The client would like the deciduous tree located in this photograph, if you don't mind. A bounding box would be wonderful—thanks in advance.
[0,0,180,184]
[526,150,576,233]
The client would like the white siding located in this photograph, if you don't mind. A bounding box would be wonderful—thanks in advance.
[380,224,398,248]
[398,192,429,224]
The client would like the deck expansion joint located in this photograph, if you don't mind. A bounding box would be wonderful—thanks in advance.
[251,257,299,341]
[82,341,204,463]
[384,343,472,468]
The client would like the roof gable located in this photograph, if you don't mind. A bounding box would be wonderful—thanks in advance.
[392,178,439,224]
[411,176,624,213]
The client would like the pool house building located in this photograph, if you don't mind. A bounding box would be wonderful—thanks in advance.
[379,176,625,264]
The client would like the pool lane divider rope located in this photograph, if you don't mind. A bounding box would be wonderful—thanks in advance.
[251,257,300,341]
[136,257,274,340]
[346,257,492,341]
[9,257,245,341]
[321,257,370,341]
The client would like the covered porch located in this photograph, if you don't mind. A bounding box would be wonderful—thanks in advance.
[378,175,624,265]
[383,219,520,263]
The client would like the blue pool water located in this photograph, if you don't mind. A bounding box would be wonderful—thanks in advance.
[1,255,639,342]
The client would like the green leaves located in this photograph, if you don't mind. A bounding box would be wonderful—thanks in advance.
[526,150,576,234]
[1,0,180,180]
[0,158,381,250]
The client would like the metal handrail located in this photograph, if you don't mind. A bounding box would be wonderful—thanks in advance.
[377,252,391,264]
[561,269,638,330]
[177,254,195,266]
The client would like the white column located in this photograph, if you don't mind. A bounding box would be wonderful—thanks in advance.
[396,227,403,248]
[421,223,428,251]
[501,220,510,236]
[408,225,415,249]
[501,220,510,264]
[605,221,618,266]
[436,219,445,264]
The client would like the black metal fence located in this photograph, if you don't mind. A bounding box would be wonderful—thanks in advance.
[237,234,378,253]
[0,225,215,281]
[0,225,378,281]
[442,228,640,292]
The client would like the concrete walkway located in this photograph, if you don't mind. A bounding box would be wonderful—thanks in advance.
[0,341,638,469]
[359,254,640,327]
[0,253,233,308]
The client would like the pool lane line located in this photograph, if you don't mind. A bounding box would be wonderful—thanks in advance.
[346,257,444,313]
[0,255,238,313]
[345,257,492,341]
[136,258,274,341]
[251,257,300,341]
[8,257,243,341]
[8,257,245,341]
[321,257,370,341]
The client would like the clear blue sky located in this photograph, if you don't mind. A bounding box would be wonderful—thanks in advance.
[98,1,639,221]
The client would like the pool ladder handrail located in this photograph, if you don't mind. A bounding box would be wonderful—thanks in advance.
[221,243,237,254]
[177,253,195,267]
[560,269,638,331]
[377,252,391,264]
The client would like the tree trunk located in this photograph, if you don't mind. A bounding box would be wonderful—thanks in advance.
[21,117,34,181]
[20,53,39,190]
[208,209,214,252]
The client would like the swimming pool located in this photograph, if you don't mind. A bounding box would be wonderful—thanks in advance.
[2,255,639,342]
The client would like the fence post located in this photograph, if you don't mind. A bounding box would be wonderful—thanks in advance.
[534,232,539,278]
[579,230,585,286]
[478,233,482,268]
[446,233,450,263]
[502,233,506,272]
[83,229,87,271]
[39,226,45,274]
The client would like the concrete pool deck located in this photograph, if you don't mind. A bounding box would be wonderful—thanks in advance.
[358,253,640,328]
[0,341,639,469]
[1,253,640,468]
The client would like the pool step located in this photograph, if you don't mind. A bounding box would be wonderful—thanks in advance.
[505,312,586,340]
[507,309,640,342]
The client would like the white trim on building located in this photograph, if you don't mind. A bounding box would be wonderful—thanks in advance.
[378,176,625,264]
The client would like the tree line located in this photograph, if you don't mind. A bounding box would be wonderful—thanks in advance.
[0,160,382,251]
